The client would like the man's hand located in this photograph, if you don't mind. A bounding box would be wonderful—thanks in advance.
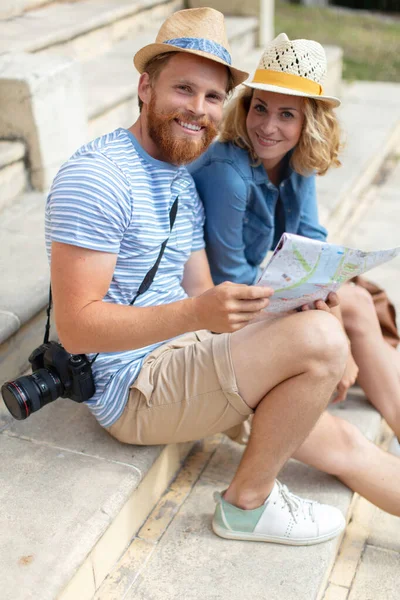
[193,281,274,333]
[332,352,359,404]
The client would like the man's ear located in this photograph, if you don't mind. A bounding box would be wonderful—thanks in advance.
[138,72,152,107]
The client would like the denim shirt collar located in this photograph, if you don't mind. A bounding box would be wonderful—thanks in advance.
[251,149,294,186]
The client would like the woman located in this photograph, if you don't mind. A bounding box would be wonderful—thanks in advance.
[189,33,400,515]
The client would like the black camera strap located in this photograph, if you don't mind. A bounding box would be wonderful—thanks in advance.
[44,197,179,363]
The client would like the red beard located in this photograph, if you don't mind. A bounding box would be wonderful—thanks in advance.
[147,94,219,165]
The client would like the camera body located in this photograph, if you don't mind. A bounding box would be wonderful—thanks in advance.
[1,341,95,420]
[30,342,95,403]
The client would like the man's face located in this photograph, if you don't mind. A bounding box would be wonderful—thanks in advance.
[143,53,229,165]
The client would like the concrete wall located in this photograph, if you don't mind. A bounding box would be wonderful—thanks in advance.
[187,0,275,45]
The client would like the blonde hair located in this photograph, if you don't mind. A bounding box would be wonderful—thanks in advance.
[219,87,342,176]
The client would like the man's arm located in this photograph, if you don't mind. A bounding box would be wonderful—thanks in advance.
[51,242,273,354]
[181,249,214,297]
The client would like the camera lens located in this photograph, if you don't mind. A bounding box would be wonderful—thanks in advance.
[1,369,62,420]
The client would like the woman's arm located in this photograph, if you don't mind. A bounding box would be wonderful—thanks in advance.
[297,174,328,241]
[192,161,258,285]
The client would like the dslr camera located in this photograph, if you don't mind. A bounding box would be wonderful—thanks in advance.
[1,341,95,420]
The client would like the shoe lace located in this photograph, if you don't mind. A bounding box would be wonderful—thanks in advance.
[278,482,316,524]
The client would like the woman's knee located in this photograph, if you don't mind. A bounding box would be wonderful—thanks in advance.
[340,284,377,336]
[324,417,368,477]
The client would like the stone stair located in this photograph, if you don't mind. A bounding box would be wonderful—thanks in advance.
[0,140,27,211]
[1,2,400,599]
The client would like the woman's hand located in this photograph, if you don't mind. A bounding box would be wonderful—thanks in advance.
[332,352,359,404]
[298,292,339,313]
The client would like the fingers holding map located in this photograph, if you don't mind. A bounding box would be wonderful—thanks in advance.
[257,233,400,313]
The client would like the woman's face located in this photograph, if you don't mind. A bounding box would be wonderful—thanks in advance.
[246,90,305,170]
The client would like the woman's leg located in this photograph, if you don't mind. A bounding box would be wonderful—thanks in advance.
[338,283,400,438]
[386,341,400,379]
[293,412,400,516]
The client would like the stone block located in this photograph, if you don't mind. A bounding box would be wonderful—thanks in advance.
[348,546,400,600]
[0,306,47,386]
[0,160,28,210]
[4,400,164,474]
[0,0,26,20]
[367,511,400,558]
[0,192,48,323]
[126,475,345,600]
[0,311,20,346]
[0,53,87,191]
[0,141,25,166]
[0,433,141,600]
[188,0,274,46]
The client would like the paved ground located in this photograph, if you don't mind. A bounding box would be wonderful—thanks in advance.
[93,141,400,600]
[324,146,400,600]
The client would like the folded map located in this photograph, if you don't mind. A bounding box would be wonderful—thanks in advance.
[257,233,400,313]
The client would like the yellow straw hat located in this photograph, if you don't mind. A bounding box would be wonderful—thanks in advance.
[134,8,248,88]
[244,33,341,107]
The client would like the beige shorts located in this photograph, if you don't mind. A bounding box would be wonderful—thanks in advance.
[106,330,253,445]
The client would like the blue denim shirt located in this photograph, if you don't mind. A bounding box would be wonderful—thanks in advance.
[189,141,327,285]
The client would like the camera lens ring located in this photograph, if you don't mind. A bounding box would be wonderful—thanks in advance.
[1,381,31,420]
[1,369,62,421]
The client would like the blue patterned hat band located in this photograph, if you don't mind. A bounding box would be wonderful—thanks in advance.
[164,37,232,66]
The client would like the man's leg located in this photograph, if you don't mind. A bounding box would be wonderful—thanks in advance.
[293,412,400,516]
[223,309,348,510]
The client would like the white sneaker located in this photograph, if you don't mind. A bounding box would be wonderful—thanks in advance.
[389,436,400,457]
[213,480,345,546]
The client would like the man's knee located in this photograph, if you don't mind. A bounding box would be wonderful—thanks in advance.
[297,311,348,378]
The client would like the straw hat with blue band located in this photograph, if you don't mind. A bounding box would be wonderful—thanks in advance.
[244,33,341,107]
[134,7,249,88]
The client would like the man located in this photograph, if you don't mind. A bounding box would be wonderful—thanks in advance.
[46,7,348,545]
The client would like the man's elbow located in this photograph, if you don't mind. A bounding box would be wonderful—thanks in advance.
[56,318,87,355]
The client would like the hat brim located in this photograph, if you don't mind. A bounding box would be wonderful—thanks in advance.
[134,43,249,88]
[243,79,341,108]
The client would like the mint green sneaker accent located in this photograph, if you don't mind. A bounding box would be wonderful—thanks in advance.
[212,481,346,546]
[213,492,265,533]
[213,502,226,531]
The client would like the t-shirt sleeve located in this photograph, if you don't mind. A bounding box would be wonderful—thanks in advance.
[46,152,131,253]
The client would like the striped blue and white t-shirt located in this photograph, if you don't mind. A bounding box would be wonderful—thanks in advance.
[45,128,205,427]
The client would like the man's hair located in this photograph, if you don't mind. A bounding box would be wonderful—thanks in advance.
[219,87,342,176]
[138,51,235,112]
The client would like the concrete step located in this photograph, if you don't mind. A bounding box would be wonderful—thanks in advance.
[85,15,258,139]
[0,0,56,21]
[0,141,28,211]
[0,192,48,385]
[0,0,184,61]
[0,396,193,600]
[104,393,381,600]
[318,81,400,235]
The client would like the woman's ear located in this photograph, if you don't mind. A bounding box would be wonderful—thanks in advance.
[138,72,152,108]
